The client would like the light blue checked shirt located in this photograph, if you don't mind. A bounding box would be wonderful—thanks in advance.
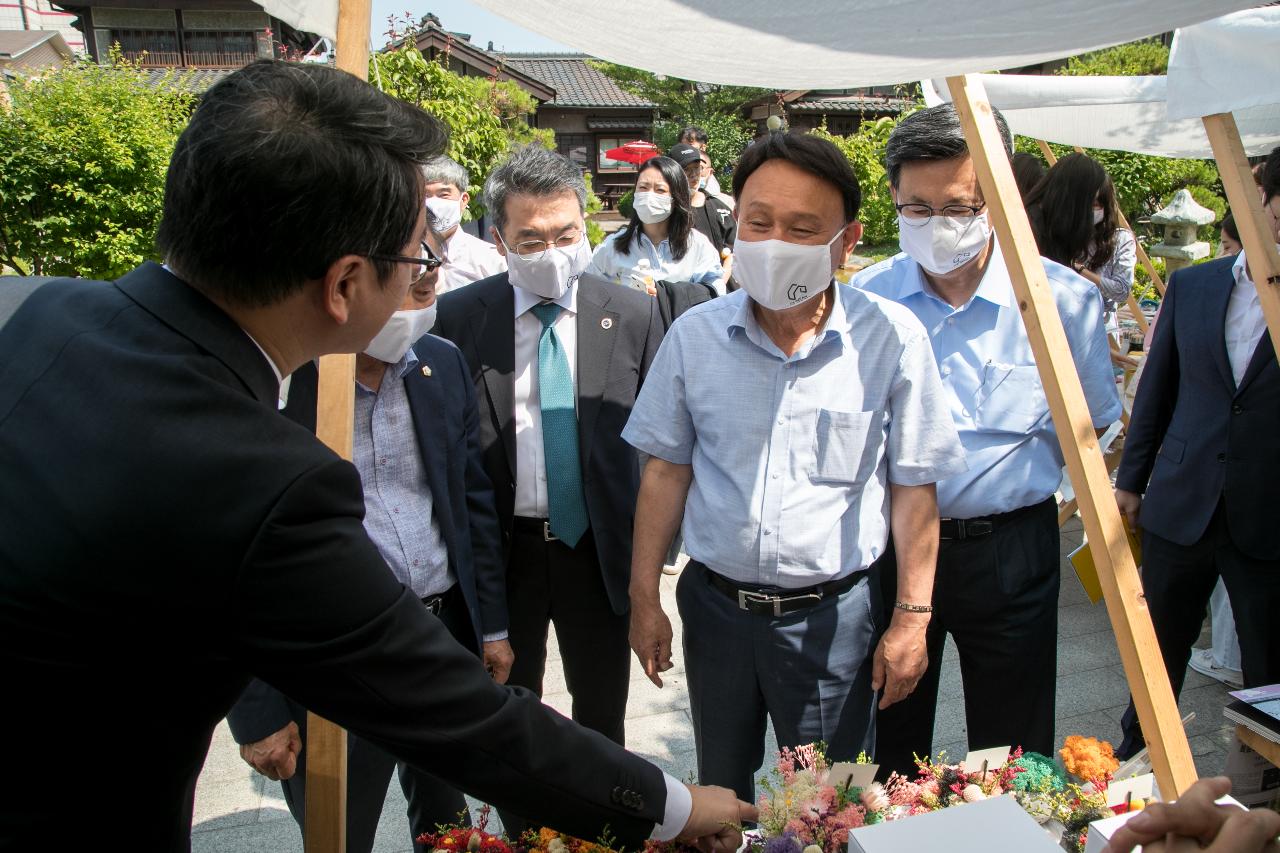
[353,347,454,598]
[622,284,965,587]
[855,244,1123,519]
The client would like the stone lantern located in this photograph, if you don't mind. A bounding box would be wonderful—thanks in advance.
[1148,189,1217,276]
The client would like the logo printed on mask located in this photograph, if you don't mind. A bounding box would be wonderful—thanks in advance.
[787,283,807,301]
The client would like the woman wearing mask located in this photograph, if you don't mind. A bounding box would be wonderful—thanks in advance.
[1025,153,1136,329]
[588,156,726,295]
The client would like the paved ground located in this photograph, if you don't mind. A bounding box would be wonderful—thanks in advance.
[191,517,1236,852]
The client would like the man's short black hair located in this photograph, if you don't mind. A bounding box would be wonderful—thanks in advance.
[679,126,708,145]
[731,132,861,222]
[884,103,1011,189]
[156,60,447,307]
[1262,145,1280,203]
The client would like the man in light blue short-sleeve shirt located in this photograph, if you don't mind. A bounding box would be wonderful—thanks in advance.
[855,104,1121,777]
[623,131,964,802]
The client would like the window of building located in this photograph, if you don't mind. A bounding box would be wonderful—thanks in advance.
[183,29,258,67]
[104,28,180,66]
[596,137,638,172]
[557,134,592,171]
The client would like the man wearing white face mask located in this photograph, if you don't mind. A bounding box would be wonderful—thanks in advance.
[227,228,513,852]
[624,132,965,803]
[422,155,506,294]
[434,144,684,834]
[855,104,1121,776]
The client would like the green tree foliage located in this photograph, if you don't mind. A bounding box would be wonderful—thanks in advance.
[371,31,550,221]
[588,60,768,116]
[0,52,194,277]
[1058,39,1169,77]
[653,112,754,183]
[809,117,904,247]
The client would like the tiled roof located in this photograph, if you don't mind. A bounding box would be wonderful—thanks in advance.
[139,68,235,92]
[587,118,652,130]
[504,53,655,109]
[787,95,912,114]
[0,30,64,59]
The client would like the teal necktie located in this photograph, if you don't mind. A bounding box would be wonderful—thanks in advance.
[530,302,589,547]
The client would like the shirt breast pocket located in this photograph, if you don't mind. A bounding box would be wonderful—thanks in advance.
[812,409,878,485]
[973,362,1048,435]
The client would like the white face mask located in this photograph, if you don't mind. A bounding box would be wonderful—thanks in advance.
[364,303,437,364]
[1092,207,1105,226]
[897,211,992,276]
[633,191,673,224]
[425,196,463,233]
[732,226,846,311]
[500,231,592,300]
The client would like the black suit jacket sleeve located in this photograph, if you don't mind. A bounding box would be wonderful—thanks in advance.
[1115,275,1181,495]
[225,678,294,745]
[234,458,665,844]
[455,343,508,636]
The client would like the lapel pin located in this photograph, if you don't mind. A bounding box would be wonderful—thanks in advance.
[421,365,432,377]
[601,317,614,330]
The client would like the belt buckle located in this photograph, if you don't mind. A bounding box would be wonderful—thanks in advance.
[737,589,779,615]
[968,519,994,536]
[542,521,558,542]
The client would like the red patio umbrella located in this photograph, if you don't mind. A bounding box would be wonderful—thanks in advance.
[602,140,660,164]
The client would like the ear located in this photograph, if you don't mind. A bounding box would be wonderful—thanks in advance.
[319,254,368,326]
[461,191,471,209]
[839,222,863,267]
[490,226,507,258]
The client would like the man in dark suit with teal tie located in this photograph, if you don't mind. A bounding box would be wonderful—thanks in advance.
[434,146,663,772]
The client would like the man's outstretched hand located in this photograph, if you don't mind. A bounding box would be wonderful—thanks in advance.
[677,784,758,853]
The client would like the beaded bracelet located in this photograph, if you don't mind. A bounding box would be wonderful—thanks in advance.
[894,601,934,613]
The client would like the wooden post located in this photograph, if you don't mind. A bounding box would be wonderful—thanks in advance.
[304,2,371,851]
[1033,139,1153,331]
[951,75,1197,798]
[1203,113,1280,366]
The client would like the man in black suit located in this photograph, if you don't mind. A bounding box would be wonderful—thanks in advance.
[0,60,749,850]
[226,228,512,852]
[1114,146,1280,758]
[433,145,663,762]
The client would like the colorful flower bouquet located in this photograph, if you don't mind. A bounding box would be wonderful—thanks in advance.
[747,736,1150,853]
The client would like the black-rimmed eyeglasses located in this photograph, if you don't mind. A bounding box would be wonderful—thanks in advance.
[369,241,444,283]
[895,202,987,225]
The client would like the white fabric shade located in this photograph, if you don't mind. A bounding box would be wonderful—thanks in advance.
[271,0,1253,88]
[1166,6,1280,120]
[921,74,1280,159]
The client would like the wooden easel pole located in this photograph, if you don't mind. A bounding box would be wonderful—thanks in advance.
[1203,113,1280,366]
[1033,139,1153,331]
[305,2,371,851]
[953,76,1197,799]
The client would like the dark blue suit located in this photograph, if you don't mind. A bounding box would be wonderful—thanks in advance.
[227,334,507,852]
[1116,255,1280,754]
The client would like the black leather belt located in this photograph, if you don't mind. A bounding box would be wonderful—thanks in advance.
[513,516,559,542]
[698,562,866,616]
[421,585,455,615]
[939,497,1055,541]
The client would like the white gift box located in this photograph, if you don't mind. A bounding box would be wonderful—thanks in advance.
[848,794,1060,852]
[1084,794,1248,853]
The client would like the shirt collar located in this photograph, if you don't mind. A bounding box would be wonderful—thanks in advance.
[512,280,578,319]
[726,284,849,356]
[903,237,1012,310]
[1233,249,1254,288]
[355,346,419,394]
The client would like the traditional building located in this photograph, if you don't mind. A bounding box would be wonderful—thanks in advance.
[0,29,73,75]
[747,87,915,135]
[0,1,84,54]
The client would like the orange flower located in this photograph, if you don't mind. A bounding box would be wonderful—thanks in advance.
[1059,735,1119,783]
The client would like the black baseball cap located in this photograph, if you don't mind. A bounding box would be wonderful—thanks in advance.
[667,143,702,168]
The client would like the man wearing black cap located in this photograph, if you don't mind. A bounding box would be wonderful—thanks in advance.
[668,142,736,258]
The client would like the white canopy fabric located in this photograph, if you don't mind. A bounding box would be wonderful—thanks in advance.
[921,74,1280,159]
[1166,6,1280,120]
[274,0,1252,88]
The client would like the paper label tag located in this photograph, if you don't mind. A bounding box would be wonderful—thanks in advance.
[963,746,1011,774]
[1105,773,1155,807]
[825,761,878,789]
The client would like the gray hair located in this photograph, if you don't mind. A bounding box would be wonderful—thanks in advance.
[421,155,469,193]
[884,103,1012,188]
[484,144,587,237]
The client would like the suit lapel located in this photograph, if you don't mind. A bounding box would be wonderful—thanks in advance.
[473,283,517,479]
[1204,270,1236,392]
[574,278,620,469]
[404,348,455,540]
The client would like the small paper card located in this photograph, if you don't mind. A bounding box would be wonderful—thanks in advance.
[1104,773,1155,808]
[963,746,1011,774]
[825,761,877,789]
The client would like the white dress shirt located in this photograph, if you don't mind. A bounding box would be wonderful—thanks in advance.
[440,228,507,294]
[1226,249,1270,386]
[512,282,578,518]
